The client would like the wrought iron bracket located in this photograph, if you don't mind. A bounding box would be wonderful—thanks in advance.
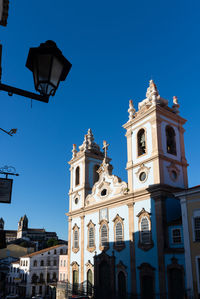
[0,82,49,103]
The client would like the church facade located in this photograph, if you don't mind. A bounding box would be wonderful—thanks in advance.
[66,81,188,298]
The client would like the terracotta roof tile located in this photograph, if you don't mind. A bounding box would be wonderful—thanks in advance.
[21,244,66,258]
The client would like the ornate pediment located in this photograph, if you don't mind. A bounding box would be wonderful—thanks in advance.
[85,159,128,206]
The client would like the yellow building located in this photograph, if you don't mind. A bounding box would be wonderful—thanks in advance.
[176,185,200,298]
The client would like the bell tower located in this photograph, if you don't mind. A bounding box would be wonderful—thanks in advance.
[68,129,104,212]
[123,80,188,192]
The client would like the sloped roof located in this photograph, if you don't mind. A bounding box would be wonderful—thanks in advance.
[21,244,67,258]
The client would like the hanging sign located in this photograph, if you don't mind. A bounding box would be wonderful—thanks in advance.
[0,178,13,203]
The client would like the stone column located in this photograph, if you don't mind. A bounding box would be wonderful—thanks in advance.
[67,217,72,283]
[127,202,137,295]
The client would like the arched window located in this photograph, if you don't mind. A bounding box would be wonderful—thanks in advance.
[63,273,65,281]
[137,129,146,156]
[74,231,78,248]
[166,126,177,155]
[60,273,62,281]
[75,166,80,186]
[60,249,63,255]
[87,269,93,295]
[72,224,80,253]
[100,223,108,249]
[93,164,99,184]
[141,217,150,244]
[40,260,44,266]
[116,222,123,245]
[54,249,57,254]
[87,220,96,252]
[137,208,154,250]
[89,227,94,248]
[113,214,125,250]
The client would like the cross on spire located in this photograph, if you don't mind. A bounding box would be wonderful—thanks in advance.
[103,140,109,159]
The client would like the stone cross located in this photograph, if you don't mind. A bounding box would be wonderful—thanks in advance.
[103,140,109,159]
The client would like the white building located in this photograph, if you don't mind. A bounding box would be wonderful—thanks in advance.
[7,244,67,298]
[67,80,188,298]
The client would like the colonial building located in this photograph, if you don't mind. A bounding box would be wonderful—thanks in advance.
[1,215,58,249]
[175,185,200,298]
[6,244,67,298]
[67,80,188,298]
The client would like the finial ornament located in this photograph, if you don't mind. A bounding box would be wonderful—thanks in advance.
[72,144,77,158]
[103,140,109,160]
[128,99,136,120]
[146,80,159,101]
[87,128,94,150]
[172,96,180,114]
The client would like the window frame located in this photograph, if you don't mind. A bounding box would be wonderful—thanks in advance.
[75,166,80,186]
[171,228,182,244]
[87,220,96,253]
[113,214,125,251]
[165,125,177,156]
[72,224,80,253]
[137,208,154,251]
[99,220,109,251]
[137,128,147,157]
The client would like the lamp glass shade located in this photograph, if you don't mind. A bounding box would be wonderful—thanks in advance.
[26,40,72,97]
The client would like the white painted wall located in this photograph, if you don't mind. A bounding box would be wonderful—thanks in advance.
[133,161,154,191]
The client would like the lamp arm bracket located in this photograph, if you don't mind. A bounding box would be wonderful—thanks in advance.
[0,82,49,103]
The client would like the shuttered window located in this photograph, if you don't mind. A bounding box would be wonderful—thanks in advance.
[74,230,79,248]
[101,224,108,247]
[194,217,200,241]
[116,222,123,245]
[89,227,94,248]
[141,217,150,244]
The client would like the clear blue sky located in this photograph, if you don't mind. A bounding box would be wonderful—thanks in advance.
[1,0,200,240]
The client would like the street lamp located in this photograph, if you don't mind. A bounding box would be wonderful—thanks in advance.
[0,40,72,103]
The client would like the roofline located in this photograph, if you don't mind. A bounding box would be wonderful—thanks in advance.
[174,185,200,197]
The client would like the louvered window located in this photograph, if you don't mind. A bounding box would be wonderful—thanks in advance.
[89,227,94,248]
[141,217,150,244]
[74,230,79,248]
[116,222,123,245]
[194,217,200,241]
[101,224,108,247]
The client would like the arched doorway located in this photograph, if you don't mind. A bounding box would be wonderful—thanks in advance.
[72,270,78,294]
[87,269,93,295]
[118,271,126,298]
[168,268,184,299]
[141,275,154,299]
[99,261,111,299]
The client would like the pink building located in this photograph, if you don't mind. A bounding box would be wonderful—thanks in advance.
[59,254,68,282]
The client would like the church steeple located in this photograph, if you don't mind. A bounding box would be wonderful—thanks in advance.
[68,129,105,212]
[123,80,188,192]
